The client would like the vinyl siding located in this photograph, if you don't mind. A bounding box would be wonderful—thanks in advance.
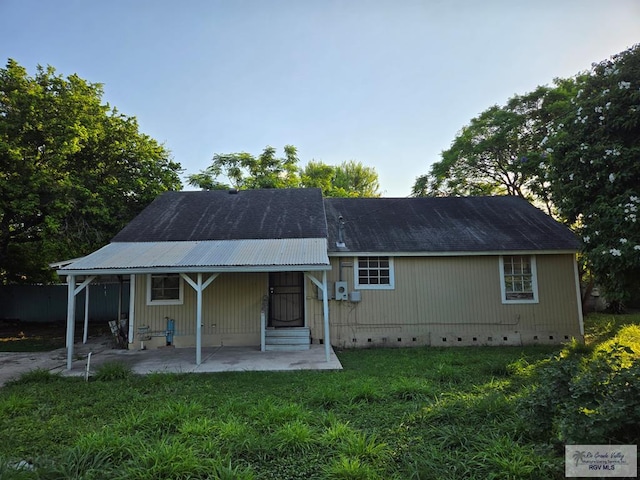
[307,254,581,347]
[132,272,267,348]
[130,254,581,349]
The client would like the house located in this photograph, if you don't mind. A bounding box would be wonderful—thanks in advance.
[58,188,583,369]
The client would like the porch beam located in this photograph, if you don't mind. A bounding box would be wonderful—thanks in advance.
[180,273,219,366]
[73,275,96,296]
[65,275,96,369]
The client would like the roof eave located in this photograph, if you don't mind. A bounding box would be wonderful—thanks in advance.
[57,263,331,276]
[328,249,579,257]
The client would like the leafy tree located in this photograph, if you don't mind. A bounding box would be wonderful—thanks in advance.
[0,59,182,283]
[549,44,640,306]
[188,145,300,190]
[190,147,381,198]
[332,160,381,197]
[411,82,576,216]
[300,160,334,194]
[301,160,381,197]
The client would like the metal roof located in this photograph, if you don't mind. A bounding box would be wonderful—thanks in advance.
[58,238,330,275]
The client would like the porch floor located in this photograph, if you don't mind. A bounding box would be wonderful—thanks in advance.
[56,342,343,378]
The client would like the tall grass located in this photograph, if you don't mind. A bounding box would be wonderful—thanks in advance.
[0,313,636,479]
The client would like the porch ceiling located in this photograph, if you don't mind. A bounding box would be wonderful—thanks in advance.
[57,238,330,275]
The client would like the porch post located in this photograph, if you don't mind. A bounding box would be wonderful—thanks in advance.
[196,273,203,365]
[83,284,90,344]
[322,270,330,362]
[128,274,136,344]
[181,273,219,365]
[66,275,76,370]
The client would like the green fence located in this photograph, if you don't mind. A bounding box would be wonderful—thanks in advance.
[0,283,129,323]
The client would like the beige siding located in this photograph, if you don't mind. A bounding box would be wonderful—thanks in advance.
[129,253,581,350]
[307,254,582,347]
[132,272,267,348]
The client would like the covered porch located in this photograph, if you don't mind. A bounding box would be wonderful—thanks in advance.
[57,238,332,371]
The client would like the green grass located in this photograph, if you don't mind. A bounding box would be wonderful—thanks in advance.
[0,313,637,479]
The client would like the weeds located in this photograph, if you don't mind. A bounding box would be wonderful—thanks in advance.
[93,361,132,381]
[0,313,636,479]
[7,368,58,386]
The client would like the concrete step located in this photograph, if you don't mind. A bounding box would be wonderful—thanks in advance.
[265,327,310,338]
[265,327,310,351]
[266,336,310,345]
[265,343,310,351]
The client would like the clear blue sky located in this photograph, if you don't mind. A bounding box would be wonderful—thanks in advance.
[1,0,638,197]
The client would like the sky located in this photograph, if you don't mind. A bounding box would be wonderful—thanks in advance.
[1,1,638,197]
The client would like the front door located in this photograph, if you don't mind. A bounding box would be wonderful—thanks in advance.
[269,272,304,327]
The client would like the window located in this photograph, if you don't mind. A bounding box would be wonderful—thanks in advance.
[355,256,395,289]
[147,274,183,305]
[499,255,538,303]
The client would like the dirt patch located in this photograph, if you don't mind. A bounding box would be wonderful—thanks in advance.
[0,321,116,387]
[0,321,110,352]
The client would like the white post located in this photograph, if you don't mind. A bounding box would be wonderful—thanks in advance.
[322,270,331,362]
[66,275,76,370]
[196,273,203,365]
[128,274,136,345]
[260,309,266,352]
[83,284,90,344]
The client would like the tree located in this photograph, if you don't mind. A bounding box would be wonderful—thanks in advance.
[301,160,381,197]
[0,59,182,283]
[190,147,382,198]
[549,44,640,306]
[188,145,300,190]
[411,82,576,216]
[332,160,381,197]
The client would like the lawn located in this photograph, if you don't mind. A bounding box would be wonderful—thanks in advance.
[0,313,638,480]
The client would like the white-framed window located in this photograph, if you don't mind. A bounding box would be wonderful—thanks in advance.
[355,256,395,290]
[147,273,184,305]
[499,255,538,304]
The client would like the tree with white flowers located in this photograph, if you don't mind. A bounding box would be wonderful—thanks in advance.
[549,44,640,307]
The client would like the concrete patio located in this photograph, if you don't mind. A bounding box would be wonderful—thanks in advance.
[54,341,343,379]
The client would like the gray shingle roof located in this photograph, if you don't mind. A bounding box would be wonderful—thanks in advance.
[324,196,579,253]
[113,188,328,242]
[110,190,577,254]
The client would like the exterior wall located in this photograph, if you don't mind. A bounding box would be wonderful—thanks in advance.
[131,272,267,349]
[306,254,582,348]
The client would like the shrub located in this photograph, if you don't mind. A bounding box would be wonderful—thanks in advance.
[522,326,640,444]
